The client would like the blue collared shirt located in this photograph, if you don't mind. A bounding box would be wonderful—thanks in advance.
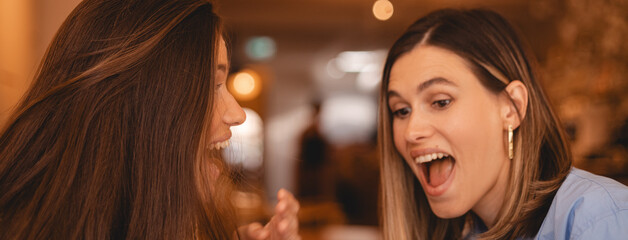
[535,168,628,240]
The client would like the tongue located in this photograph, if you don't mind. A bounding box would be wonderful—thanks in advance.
[428,157,454,186]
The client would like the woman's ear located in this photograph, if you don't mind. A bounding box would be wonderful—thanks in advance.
[500,80,528,129]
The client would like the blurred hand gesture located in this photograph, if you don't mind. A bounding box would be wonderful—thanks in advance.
[238,189,301,240]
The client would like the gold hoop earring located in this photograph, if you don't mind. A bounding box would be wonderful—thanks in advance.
[508,125,513,160]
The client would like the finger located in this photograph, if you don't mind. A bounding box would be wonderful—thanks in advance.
[246,222,270,240]
[277,217,298,234]
[277,188,295,201]
[277,217,300,240]
[277,188,288,199]
[276,203,299,225]
[276,189,300,216]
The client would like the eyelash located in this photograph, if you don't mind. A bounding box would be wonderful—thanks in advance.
[432,99,451,109]
[392,107,411,118]
[391,98,452,118]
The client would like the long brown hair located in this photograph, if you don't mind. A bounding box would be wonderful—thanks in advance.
[0,0,237,239]
[378,9,572,239]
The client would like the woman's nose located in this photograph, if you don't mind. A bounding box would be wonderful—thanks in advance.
[404,113,434,143]
[222,94,246,126]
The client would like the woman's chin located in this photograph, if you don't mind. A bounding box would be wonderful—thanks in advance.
[427,200,468,219]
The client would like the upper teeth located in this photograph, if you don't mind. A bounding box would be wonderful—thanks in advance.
[208,140,230,151]
[414,152,449,164]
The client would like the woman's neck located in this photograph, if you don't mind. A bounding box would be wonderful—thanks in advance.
[471,158,511,228]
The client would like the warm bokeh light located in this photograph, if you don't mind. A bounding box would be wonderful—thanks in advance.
[372,0,393,21]
[0,0,34,127]
[233,72,255,95]
[228,69,262,101]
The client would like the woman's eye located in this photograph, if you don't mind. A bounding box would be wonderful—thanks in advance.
[392,107,411,118]
[215,83,223,91]
[432,99,451,109]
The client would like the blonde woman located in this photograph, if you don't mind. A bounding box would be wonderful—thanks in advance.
[378,9,628,239]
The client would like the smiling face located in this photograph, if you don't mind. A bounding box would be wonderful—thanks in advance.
[206,38,246,151]
[387,45,511,225]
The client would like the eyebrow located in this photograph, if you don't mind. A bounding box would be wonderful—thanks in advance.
[387,77,457,99]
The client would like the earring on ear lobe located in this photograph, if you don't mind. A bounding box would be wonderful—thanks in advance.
[508,125,514,160]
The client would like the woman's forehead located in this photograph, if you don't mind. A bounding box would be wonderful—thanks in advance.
[388,46,473,89]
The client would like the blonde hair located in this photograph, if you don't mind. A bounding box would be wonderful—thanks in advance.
[378,9,572,239]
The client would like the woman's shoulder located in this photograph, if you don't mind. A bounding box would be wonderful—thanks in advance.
[535,168,628,240]
[564,168,628,208]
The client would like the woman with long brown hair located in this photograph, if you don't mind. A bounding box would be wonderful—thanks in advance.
[0,0,300,239]
[378,9,628,239]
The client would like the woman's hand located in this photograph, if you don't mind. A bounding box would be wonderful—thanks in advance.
[238,189,301,240]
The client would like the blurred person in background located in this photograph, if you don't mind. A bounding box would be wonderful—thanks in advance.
[378,8,628,239]
[296,99,334,201]
[0,0,299,239]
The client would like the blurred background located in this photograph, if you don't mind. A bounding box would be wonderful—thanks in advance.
[1,0,627,239]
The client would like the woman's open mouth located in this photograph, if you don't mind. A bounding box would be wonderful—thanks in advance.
[414,153,455,189]
[208,139,230,151]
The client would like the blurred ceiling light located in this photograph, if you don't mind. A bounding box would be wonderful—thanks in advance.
[319,95,377,146]
[326,58,346,79]
[228,69,262,101]
[373,0,394,21]
[357,63,382,92]
[245,36,276,61]
[336,51,377,73]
